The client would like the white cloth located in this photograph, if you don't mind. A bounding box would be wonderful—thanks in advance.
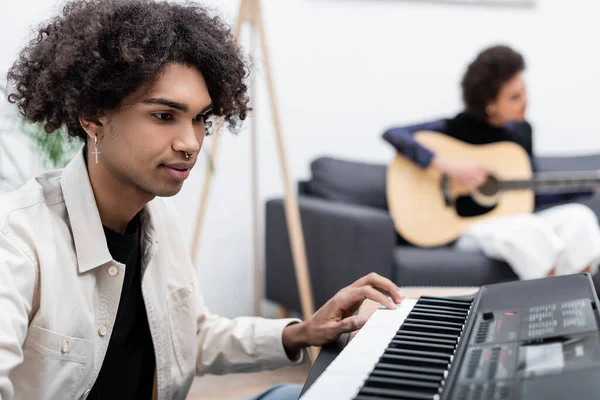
[455,204,600,280]
[0,149,302,400]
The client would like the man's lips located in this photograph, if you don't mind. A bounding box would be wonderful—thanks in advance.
[163,162,193,170]
[160,163,193,180]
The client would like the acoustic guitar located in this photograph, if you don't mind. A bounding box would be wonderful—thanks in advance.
[386,131,600,247]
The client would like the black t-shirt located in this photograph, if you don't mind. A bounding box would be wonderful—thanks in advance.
[89,215,156,399]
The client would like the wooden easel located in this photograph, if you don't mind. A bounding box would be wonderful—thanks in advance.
[190,0,316,345]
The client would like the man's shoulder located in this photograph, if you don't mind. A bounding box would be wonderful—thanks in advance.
[0,169,65,232]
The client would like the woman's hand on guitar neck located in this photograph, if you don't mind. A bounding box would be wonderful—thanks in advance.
[431,156,488,192]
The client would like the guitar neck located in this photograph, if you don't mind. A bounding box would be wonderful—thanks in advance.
[500,171,600,193]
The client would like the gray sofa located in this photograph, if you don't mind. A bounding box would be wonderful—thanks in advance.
[265,154,600,313]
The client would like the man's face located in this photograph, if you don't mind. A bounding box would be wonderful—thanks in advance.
[98,63,212,197]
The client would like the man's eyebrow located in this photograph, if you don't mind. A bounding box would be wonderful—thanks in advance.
[142,98,188,112]
[142,98,213,115]
[199,103,213,114]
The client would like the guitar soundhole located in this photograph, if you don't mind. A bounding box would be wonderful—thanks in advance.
[479,176,500,196]
[455,196,497,217]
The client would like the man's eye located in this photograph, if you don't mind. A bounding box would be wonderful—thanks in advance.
[153,113,172,121]
[193,114,207,123]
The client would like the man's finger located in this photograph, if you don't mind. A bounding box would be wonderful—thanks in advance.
[336,314,366,336]
[349,272,384,288]
[346,286,396,310]
[350,273,403,304]
[358,273,404,304]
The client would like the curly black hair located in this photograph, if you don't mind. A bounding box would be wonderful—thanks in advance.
[6,0,250,141]
[461,45,525,120]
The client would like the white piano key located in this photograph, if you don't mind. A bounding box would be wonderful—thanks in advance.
[300,371,366,400]
[326,335,389,373]
[300,299,418,400]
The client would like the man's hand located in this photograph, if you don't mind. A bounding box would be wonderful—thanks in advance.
[432,155,488,192]
[282,273,403,352]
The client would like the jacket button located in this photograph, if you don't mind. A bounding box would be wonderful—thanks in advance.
[61,340,70,353]
[108,266,118,276]
[98,324,108,337]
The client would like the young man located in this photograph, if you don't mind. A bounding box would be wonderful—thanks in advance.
[0,1,403,399]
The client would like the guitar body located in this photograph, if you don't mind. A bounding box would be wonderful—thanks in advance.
[387,131,535,247]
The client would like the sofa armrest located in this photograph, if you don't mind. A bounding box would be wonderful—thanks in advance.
[265,196,396,313]
[535,154,600,173]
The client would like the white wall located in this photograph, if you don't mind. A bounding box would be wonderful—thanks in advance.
[1,0,599,317]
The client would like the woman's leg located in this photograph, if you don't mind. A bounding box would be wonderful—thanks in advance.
[455,213,563,280]
[535,204,600,276]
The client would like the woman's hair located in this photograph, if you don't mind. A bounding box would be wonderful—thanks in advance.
[6,0,250,141]
[461,45,525,120]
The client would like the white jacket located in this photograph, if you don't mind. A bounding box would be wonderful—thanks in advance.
[0,149,301,400]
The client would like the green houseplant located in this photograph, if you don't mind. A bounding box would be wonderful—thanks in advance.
[0,86,81,192]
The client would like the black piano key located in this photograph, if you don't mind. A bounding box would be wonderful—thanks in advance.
[375,362,447,377]
[395,330,460,341]
[370,369,442,382]
[404,317,464,328]
[365,375,440,390]
[357,386,436,400]
[389,340,455,352]
[379,353,450,368]
[384,348,452,361]
[412,304,469,315]
[354,396,389,400]
[408,311,468,323]
[419,295,472,305]
[394,334,457,346]
[401,322,463,335]
[417,297,471,310]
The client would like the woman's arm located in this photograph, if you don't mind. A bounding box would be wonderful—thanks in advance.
[382,119,448,168]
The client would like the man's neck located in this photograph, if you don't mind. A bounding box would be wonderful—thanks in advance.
[86,158,153,234]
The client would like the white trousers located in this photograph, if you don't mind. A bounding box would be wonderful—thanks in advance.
[455,204,600,280]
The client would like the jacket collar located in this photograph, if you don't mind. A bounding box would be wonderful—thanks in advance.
[60,148,158,273]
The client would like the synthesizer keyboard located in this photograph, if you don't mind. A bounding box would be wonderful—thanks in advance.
[301,274,600,400]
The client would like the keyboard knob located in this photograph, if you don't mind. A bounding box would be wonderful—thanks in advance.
[482,312,494,321]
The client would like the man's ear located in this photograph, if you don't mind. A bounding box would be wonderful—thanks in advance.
[79,115,107,141]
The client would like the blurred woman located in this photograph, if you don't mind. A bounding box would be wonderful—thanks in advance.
[383,45,600,280]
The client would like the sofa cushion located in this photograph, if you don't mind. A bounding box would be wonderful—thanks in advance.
[394,246,519,286]
[307,157,388,210]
